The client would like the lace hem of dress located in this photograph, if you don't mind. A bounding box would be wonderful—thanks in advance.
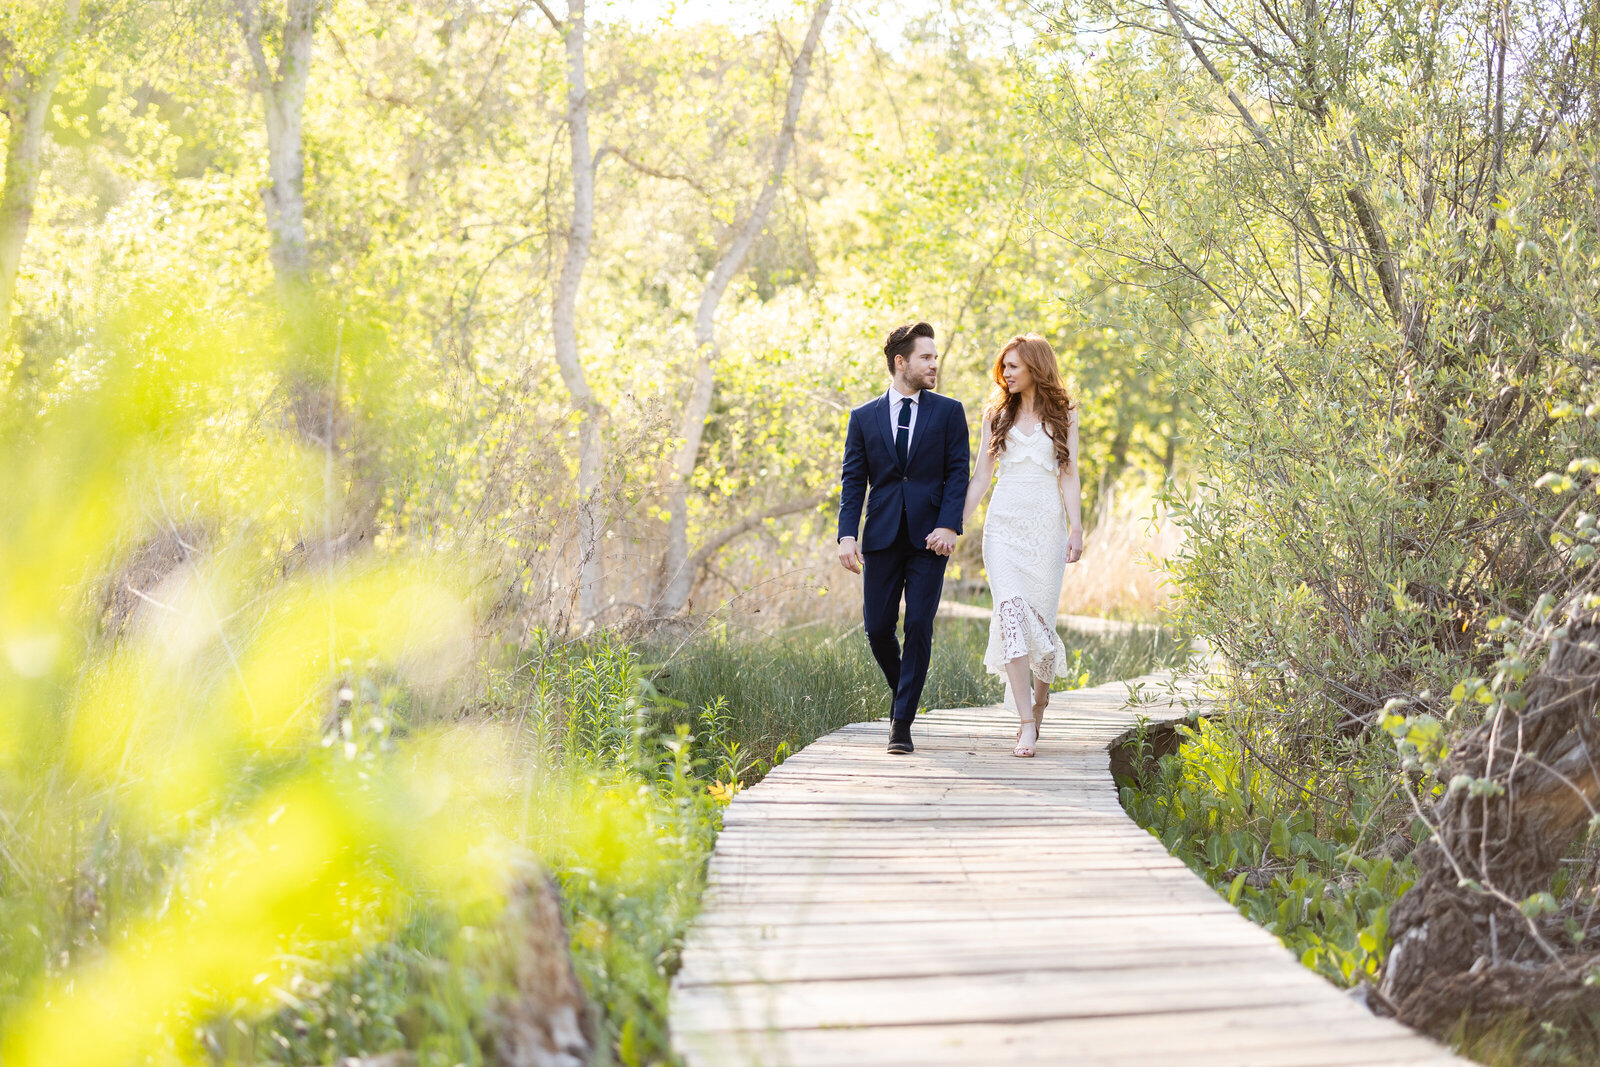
[985,595,1071,682]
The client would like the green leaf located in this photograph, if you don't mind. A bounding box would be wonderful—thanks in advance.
[1228,871,1249,905]
[1536,472,1576,493]
[1270,817,1292,858]
[1520,891,1560,919]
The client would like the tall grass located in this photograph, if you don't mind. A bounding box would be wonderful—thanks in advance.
[646,618,1190,774]
[1057,481,1182,622]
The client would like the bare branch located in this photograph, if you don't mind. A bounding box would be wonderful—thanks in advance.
[1345,184,1404,323]
[232,0,274,93]
[684,492,831,578]
[607,146,713,197]
[1161,0,1375,315]
[692,0,833,352]
[531,0,562,30]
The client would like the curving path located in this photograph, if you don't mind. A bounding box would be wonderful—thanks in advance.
[669,676,1467,1067]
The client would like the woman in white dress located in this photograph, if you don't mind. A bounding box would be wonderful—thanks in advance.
[961,334,1084,757]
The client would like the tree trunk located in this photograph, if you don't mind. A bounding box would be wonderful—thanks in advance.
[236,1,391,563]
[0,0,80,348]
[548,0,606,626]
[262,19,313,298]
[235,0,319,301]
[655,0,832,617]
[1379,617,1600,1036]
[1108,418,1131,482]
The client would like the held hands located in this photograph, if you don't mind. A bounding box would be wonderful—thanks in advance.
[1066,525,1084,564]
[841,529,959,567]
[838,537,864,574]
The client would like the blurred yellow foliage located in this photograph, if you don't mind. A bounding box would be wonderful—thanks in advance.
[0,295,525,1064]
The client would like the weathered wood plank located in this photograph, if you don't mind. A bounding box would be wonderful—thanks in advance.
[669,675,1467,1065]
[674,1005,1464,1067]
[672,964,1364,1032]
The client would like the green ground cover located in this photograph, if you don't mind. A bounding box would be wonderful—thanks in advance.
[1118,711,1414,992]
[1118,708,1600,1067]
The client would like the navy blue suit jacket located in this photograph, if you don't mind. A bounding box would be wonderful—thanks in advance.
[837,390,971,552]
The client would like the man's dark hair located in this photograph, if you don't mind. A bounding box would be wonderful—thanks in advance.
[884,321,935,374]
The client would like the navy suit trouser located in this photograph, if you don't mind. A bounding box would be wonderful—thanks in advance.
[862,514,948,722]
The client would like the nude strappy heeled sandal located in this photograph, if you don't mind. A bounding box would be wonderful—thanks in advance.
[1012,721,1037,758]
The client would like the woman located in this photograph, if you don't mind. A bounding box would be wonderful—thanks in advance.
[961,334,1084,757]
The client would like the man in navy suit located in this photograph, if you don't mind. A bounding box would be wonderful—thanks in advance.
[837,322,971,754]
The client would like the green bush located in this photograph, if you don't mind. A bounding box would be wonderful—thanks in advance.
[1122,714,1414,988]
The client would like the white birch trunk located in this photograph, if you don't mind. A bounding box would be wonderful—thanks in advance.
[0,0,80,347]
[263,4,313,296]
[236,0,392,564]
[656,0,832,616]
[549,0,606,625]
[236,0,318,299]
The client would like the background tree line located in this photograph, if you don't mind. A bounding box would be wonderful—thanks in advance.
[2,0,1182,638]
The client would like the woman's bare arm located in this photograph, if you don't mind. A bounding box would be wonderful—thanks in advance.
[1059,410,1083,563]
[962,416,997,528]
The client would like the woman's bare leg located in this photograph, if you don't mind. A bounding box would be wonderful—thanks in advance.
[1005,655,1033,718]
[1030,676,1050,742]
[1006,655,1038,753]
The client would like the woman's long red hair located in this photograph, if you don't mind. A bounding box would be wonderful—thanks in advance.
[983,334,1076,469]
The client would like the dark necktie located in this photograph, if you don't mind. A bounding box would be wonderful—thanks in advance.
[895,396,912,468]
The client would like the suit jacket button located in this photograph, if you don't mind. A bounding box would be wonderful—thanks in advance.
[901,475,908,482]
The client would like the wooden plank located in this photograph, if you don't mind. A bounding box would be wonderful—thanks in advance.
[681,907,1278,940]
[674,1003,1462,1067]
[669,675,1467,1065]
[671,964,1362,1033]
[676,944,1301,986]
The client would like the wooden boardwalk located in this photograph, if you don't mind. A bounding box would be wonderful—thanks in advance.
[670,676,1467,1067]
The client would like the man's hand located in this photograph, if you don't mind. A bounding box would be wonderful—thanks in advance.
[1066,526,1084,564]
[838,536,864,574]
[925,527,958,556]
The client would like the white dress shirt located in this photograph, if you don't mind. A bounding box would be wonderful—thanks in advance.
[885,386,921,454]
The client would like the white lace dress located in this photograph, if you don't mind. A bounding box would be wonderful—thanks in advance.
[981,424,1071,683]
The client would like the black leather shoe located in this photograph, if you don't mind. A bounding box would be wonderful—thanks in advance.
[887,718,914,754]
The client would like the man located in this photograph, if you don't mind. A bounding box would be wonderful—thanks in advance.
[837,322,971,754]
